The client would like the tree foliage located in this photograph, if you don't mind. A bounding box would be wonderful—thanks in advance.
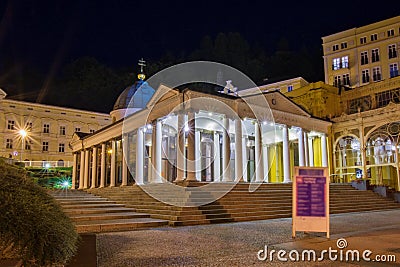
[0,160,79,266]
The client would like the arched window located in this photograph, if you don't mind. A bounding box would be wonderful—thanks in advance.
[335,136,361,168]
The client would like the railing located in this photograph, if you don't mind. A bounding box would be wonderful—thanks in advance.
[21,161,73,168]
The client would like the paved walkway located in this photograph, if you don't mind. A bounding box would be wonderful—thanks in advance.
[97,209,400,266]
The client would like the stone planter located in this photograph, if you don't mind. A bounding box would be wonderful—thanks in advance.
[351,179,370,190]
[373,186,387,197]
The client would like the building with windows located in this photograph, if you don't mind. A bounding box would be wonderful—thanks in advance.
[322,16,400,89]
[282,15,400,191]
[0,88,111,166]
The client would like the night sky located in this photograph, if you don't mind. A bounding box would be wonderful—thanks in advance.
[0,0,398,108]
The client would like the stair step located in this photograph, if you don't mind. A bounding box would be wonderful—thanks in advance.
[69,212,150,222]
[63,207,136,215]
[75,218,168,233]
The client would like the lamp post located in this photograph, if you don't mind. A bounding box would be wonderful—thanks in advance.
[18,129,27,162]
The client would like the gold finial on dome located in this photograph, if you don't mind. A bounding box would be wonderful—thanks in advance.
[138,58,146,80]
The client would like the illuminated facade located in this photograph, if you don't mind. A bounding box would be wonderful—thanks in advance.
[324,15,400,191]
[281,16,400,191]
[69,80,331,189]
[0,88,111,166]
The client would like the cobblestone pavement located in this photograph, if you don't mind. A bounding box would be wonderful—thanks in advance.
[97,209,400,267]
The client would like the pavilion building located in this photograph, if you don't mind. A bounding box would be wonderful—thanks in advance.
[69,74,331,189]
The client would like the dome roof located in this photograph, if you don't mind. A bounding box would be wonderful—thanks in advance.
[113,80,155,111]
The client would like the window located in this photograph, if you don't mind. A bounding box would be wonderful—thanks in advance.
[361,51,369,65]
[362,69,370,83]
[42,141,49,152]
[43,124,50,133]
[334,75,341,87]
[333,44,339,51]
[376,88,400,108]
[59,126,66,136]
[58,143,65,153]
[341,42,347,49]
[388,29,395,37]
[332,58,341,70]
[370,33,378,41]
[25,142,31,150]
[7,120,15,130]
[6,139,13,149]
[348,96,372,114]
[342,74,350,86]
[390,63,399,78]
[388,44,397,59]
[371,48,380,62]
[341,56,349,68]
[75,127,81,132]
[26,122,32,131]
[89,129,95,133]
[360,37,367,44]
[287,85,293,92]
[372,67,382,82]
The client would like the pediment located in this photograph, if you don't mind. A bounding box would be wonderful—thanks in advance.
[243,91,311,117]
[146,84,179,108]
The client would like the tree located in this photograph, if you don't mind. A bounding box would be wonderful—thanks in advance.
[46,57,129,112]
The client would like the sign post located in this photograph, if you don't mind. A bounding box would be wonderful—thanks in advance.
[292,166,330,238]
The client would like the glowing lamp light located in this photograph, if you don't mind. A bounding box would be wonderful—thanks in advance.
[45,163,51,169]
[19,129,27,138]
[184,123,190,132]
[107,149,113,154]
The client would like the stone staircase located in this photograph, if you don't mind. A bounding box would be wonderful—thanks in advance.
[49,190,168,233]
[87,183,400,227]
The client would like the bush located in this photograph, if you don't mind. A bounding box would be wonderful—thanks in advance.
[0,160,79,266]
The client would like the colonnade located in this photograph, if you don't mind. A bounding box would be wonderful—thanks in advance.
[71,112,328,189]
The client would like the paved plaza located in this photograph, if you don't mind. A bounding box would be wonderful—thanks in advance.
[96,209,400,266]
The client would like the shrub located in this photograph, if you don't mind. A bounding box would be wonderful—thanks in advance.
[0,160,79,266]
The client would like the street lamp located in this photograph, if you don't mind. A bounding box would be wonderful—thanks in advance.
[18,129,27,162]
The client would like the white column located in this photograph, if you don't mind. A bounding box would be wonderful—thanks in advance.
[213,132,221,182]
[121,137,128,186]
[154,120,163,183]
[255,121,264,182]
[100,143,106,188]
[71,153,77,189]
[79,150,85,189]
[321,133,328,167]
[195,130,201,181]
[308,137,314,167]
[110,140,116,187]
[136,128,144,185]
[90,147,97,188]
[222,117,231,182]
[176,113,185,181]
[234,119,243,182]
[283,125,291,183]
[83,149,90,189]
[263,145,269,182]
[304,132,309,166]
[186,112,196,181]
[298,128,305,167]
[242,135,248,182]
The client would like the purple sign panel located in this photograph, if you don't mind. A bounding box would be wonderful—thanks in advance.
[296,176,326,217]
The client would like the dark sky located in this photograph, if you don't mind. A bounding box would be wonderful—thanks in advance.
[0,0,398,83]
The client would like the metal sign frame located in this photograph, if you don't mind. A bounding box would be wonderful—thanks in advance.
[292,166,330,238]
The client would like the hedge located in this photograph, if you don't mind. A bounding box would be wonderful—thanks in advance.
[0,160,79,266]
